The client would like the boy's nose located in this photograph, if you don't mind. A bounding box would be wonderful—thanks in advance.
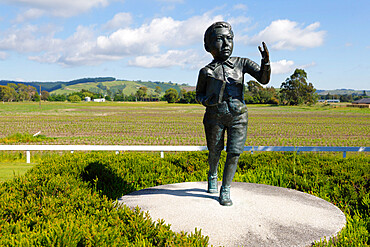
[224,38,231,47]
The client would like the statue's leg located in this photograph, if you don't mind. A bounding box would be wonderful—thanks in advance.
[204,112,225,194]
[219,153,240,206]
[207,150,221,193]
[219,111,247,206]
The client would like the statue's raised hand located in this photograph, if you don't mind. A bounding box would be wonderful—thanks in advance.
[258,42,269,63]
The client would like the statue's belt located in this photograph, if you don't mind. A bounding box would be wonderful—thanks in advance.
[206,99,247,115]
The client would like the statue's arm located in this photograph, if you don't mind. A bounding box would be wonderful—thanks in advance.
[258,59,271,85]
[242,42,271,85]
[258,42,271,85]
[242,58,271,85]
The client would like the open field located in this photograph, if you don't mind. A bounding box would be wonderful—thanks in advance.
[1,101,369,147]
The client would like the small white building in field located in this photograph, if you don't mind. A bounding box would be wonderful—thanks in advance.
[85,97,91,102]
[318,99,340,103]
[93,98,105,102]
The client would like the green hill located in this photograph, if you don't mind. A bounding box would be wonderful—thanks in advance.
[51,79,182,96]
[316,89,369,96]
[0,77,116,92]
[1,77,184,96]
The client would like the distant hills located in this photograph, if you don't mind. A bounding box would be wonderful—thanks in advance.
[1,77,368,96]
[316,89,369,96]
[0,77,116,92]
[0,77,184,96]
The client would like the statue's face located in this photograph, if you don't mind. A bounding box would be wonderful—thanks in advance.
[209,27,234,61]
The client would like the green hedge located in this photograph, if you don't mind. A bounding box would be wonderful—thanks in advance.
[0,151,369,246]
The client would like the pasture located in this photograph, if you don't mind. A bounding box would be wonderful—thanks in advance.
[1,101,369,147]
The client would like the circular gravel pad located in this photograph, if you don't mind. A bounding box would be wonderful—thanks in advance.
[118,182,346,247]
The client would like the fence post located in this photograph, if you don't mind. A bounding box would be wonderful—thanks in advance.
[343,151,346,158]
[26,150,30,163]
[161,151,164,158]
[116,150,119,155]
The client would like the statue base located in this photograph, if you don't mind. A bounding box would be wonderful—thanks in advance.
[118,182,346,247]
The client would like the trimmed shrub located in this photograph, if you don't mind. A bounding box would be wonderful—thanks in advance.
[0,151,369,246]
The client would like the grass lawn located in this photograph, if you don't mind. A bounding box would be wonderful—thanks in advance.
[0,162,34,182]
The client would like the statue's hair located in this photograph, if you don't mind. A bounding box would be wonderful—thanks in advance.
[204,21,233,52]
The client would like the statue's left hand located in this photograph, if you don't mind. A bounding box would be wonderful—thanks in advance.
[258,42,269,63]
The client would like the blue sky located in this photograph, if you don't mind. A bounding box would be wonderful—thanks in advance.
[0,0,369,90]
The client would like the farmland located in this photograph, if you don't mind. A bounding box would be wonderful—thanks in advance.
[0,101,369,147]
[1,101,369,245]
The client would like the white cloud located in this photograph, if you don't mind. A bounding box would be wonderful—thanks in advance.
[233,4,247,11]
[271,60,316,75]
[0,12,222,67]
[271,60,295,74]
[227,16,250,26]
[0,0,109,17]
[250,19,326,50]
[128,49,205,69]
[103,12,132,30]
[301,61,316,69]
[0,24,60,53]
[0,51,8,60]
[96,12,223,56]
[15,8,45,22]
[30,25,108,66]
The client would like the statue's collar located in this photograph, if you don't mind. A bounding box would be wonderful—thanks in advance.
[206,58,235,70]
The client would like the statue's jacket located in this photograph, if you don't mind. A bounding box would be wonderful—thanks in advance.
[196,57,271,116]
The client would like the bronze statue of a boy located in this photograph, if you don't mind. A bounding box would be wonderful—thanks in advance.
[196,21,271,206]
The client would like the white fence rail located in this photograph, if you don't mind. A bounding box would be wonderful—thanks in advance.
[1,145,369,163]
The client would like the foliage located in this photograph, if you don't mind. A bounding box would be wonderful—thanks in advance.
[0,132,55,144]
[155,86,162,95]
[235,152,370,246]
[97,82,108,91]
[164,88,179,103]
[40,90,49,101]
[0,85,17,102]
[113,93,137,102]
[178,91,196,104]
[135,86,148,101]
[244,80,279,104]
[0,151,369,245]
[280,68,318,105]
[65,89,103,102]
[67,94,82,103]
[0,84,39,102]
[318,93,370,103]
[48,94,66,101]
[0,152,210,246]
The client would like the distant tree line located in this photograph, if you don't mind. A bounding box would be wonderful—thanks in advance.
[172,68,319,105]
[318,91,368,102]
[2,69,365,105]
[0,83,40,102]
